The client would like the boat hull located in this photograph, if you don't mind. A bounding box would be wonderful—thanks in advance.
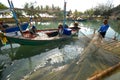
[6,35,72,45]
[5,28,79,45]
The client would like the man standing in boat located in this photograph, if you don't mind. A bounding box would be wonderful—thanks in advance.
[98,19,109,40]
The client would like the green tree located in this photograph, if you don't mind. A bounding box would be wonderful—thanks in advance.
[93,2,113,16]
[15,10,23,18]
[45,5,49,10]
[0,2,7,9]
[84,9,94,16]
[23,2,36,17]
[52,4,55,10]
[40,5,43,11]
[0,3,9,18]
[23,2,63,21]
[23,3,31,16]
[73,10,83,19]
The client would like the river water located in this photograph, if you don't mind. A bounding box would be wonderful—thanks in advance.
[0,20,120,80]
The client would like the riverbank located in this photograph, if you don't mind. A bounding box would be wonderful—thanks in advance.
[0,17,62,23]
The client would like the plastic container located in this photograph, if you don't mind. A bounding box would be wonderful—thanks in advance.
[63,28,72,35]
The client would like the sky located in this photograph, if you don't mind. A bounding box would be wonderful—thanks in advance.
[0,0,120,12]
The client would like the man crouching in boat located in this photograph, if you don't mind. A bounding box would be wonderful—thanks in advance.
[71,22,80,31]
[29,25,37,35]
[58,23,71,36]
[70,22,80,35]
[58,23,63,36]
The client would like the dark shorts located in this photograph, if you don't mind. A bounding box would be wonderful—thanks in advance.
[100,32,106,38]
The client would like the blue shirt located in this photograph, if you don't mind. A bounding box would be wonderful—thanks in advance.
[98,24,109,32]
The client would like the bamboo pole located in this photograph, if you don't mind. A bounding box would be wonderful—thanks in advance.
[7,0,23,36]
[87,62,120,80]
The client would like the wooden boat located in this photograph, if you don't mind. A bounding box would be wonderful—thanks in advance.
[2,0,79,46]
[75,19,87,22]
[70,18,87,22]
[4,28,79,45]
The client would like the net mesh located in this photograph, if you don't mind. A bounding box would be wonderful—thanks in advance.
[23,30,120,80]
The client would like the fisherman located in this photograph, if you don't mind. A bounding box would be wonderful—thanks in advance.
[73,21,79,30]
[98,19,109,38]
[29,25,37,35]
[58,23,63,36]
[29,17,38,36]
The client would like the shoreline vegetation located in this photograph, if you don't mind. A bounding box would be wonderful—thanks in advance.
[0,17,119,23]
[0,2,120,23]
[0,17,62,23]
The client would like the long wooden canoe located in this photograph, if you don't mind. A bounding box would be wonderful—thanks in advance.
[5,28,78,45]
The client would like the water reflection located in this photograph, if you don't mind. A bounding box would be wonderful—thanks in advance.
[1,38,85,80]
[0,38,73,80]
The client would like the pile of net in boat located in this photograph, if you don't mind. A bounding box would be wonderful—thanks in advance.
[23,30,120,80]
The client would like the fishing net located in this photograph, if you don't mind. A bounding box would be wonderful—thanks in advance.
[22,29,120,80]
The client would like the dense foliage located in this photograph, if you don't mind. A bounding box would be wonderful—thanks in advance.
[0,2,7,9]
